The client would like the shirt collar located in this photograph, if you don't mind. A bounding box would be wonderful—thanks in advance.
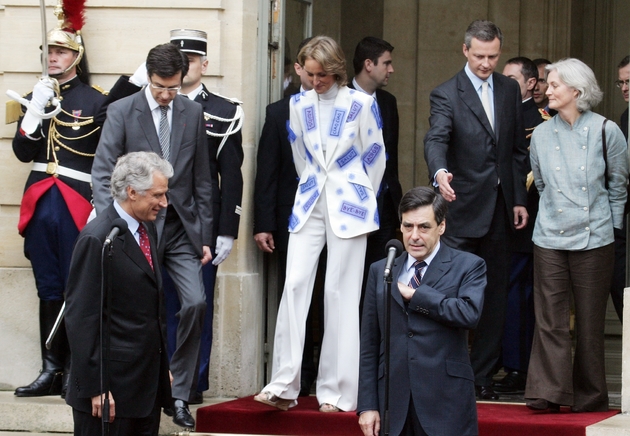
[405,241,441,273]
[352,78,376,98]
[113,200,140,236]
[181,83,203,101]
[465,63,494,91]
[144,85,174,112]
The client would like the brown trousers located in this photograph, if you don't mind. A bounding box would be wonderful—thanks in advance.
[525,243,613,411]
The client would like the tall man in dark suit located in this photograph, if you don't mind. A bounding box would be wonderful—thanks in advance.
[494,57,545,393]
[349,37,403,300]
[423,20,529,400]
[610,55,630,322]
[164,29,244,404]
[65,152,173,435]
[92,43,213,428]
[358,187,485,436]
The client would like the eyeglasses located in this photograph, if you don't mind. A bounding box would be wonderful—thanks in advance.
[615,79,629,88]
[149,82,182,93]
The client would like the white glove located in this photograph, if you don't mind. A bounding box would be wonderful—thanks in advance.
[21,78,56,135]
[212,235,234,266]
[129,62,148,87]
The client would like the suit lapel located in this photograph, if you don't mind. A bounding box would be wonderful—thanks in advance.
[136,93,163,155]
[421,244,452,289]
[121,224,157,283]
[299,91,326,168]
[491,73,504,144]
[457,70,496,140]
[323,87,350,165]
[168,96,186,164]
[390,252,408,310]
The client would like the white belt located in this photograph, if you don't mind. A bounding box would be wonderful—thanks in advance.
[32,162,92,183]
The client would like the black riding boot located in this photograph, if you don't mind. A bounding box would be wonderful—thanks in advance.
[15,300,68,397]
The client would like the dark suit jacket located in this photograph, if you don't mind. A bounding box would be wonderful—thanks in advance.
[64,204,171,418]
[621,107,629,141]
[514,98,545,253]
[195,84,244,243]
[348,83,403,212]
[253,96,298,251]
[424,69,528,238]
[92,91,213,255]
[358,244,486,436]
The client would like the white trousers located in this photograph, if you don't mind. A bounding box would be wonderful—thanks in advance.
[262,191,367,411]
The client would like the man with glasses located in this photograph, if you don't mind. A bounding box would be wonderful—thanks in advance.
[92,43,213,429]
[609,55,630,323]
[617,56,629,141]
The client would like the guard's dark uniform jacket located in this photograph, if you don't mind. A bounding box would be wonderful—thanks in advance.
[195,84,244,243]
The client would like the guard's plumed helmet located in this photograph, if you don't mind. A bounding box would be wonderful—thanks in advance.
[47,0,85,73]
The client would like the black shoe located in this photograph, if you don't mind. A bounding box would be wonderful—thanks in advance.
[14,370,63,397]
[526,398,560,413]
[189,391,204,405]
[475,385,500,400]
[172,399,195,428]
[493,371,526,393]
[163,406,174,417]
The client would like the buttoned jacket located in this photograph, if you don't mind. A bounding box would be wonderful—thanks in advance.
[531,110,628,250]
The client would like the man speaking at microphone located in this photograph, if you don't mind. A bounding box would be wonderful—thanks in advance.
[358,187,486,436]
[64,152,173,436]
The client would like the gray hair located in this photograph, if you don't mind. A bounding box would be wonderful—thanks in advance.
[464,20,503,49]
[546,58,603,112]
[110,152,174,202]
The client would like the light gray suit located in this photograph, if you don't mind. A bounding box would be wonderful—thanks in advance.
[92,90,213,402]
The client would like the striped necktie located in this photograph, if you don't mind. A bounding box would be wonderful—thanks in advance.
[159,105,170,161]
[408,260,427,288]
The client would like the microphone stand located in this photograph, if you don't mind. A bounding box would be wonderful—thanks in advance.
[99,240,117,436]
[383,268,393,436]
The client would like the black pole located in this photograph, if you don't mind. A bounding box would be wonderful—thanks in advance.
[383,272,393,436]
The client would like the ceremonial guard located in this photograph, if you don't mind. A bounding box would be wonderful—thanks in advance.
[164,29,244,405]
[8,0,139,398]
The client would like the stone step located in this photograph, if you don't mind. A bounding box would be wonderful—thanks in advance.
[0,391,231,435]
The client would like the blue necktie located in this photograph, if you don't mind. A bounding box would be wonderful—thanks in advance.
[408,260,427,288]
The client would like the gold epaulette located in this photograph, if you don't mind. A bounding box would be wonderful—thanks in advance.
[92,84,109,95]
[6,100,24,124]
[538,108,553,121]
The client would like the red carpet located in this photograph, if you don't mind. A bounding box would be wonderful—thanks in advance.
[196,396,618,436]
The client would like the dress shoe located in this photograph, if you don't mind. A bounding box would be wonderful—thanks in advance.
[493,371,526,393]
[526,398,560,413]
[14,370,63,397]
[475,385,500,400]
[172,399,195,428]
[189,391,204,405]
[163,406,174,417]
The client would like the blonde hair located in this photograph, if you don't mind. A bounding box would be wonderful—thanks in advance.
[297,35,347,86]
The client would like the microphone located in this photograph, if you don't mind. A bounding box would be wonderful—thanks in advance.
[383,239,404,279]
[104,218,129,246]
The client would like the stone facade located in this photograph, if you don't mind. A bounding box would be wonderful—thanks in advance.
[1,0,628,400]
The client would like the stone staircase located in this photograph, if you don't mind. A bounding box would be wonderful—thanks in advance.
[0,392,230,435]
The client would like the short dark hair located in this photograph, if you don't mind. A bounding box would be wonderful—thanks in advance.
[533,58,552,67]
[618,55,630,69]
[146,43,189,80]
[464,20,503,49]
[398,187,448,225]
[506,56,538,82]
[297,37,314,61]
[352,37,394,75]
